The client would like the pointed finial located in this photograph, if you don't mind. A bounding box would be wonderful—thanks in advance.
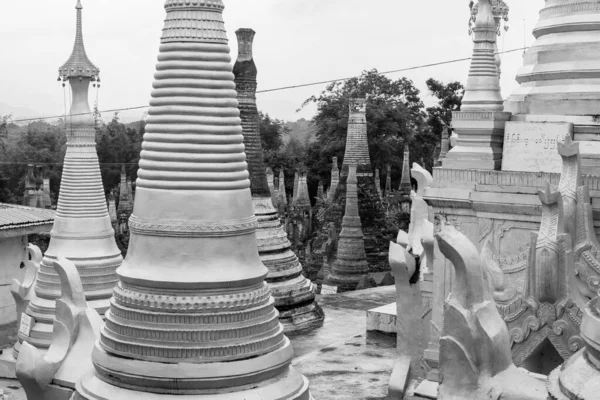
[76,0,82,10]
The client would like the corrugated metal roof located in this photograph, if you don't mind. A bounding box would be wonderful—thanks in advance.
[0,203,55,231]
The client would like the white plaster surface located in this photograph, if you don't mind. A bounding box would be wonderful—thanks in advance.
[366,302,397,334]
[414,379,439,399]
[501,122,573,173]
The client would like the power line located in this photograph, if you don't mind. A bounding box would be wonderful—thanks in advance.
[8,47,528,124]
[0,162,139,166]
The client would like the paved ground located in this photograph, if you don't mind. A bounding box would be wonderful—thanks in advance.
[1,285,422,400]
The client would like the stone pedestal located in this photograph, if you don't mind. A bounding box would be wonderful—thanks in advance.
[443,110,511,170]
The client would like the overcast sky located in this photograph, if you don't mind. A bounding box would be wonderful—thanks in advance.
[1,0,544,123]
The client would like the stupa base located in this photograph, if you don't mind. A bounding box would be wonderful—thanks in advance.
[325,273,367,293]
[75,342,312,400]
[279,302,325,333]
[75,367,312,400]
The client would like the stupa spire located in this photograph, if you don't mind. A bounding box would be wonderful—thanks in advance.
[443,0,511,170]
[294,172,311,208]
[233,27,323,332]
[325,165,369,292]
[329,157,339,199]
[75,2,311,398]
[276,169,287,208]
[17,0,121,357]
[58,0,99,81]
[399,144,412,195]
[462,0,503,111]
[342,98,371,174]
[385,164,392,196]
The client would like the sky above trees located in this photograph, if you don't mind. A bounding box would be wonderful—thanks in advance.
[1,0,543,122]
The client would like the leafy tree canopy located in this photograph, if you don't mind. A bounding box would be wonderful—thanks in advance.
[301,69,432,191]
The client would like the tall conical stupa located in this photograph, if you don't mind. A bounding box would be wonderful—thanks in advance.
[233,28,323,333]
[325,165,369,292]
[333,99,388,268]
[75,2,311,398]
[18,0,122,354]
[398,144,411,196]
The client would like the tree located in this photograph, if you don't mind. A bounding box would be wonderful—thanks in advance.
[95,114,143,196]
[425,78,464,138]
[259,112,287,153]
[302,69,432,189]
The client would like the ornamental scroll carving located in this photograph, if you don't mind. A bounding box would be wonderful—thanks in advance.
[480,140,596,368]
[128,215,258,238]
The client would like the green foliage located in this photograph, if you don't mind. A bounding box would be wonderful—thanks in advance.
[301,69,432,192]
[95,113,143,196]
[0,119,66,204]
[259,112,287,153]
[425,78,464,137]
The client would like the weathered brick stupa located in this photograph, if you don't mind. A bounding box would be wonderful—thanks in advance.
[18,0,122,354]
[505,0,600,173]
[332,99,388,268]
[233,28,323,333]
[325,165,370,292]
[74,1,311,398]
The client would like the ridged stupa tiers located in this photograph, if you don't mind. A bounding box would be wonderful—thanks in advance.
[233,28,323,333]
[443,0,511,170]
[18,0,122,356]
[75,2,311,399]
[58,0,99,81]
[505,0,600,119]
[326,165,369,292]
[342,99,371,175]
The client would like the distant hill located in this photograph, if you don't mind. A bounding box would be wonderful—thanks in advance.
[283,118,316,145]
[0,101,41,122]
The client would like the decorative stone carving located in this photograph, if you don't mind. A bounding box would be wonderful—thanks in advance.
[10,244,42,360]
[480,141,595,372]
[387,239,422,399]
[482,183,581,371]
[407,164,434,276]
[19,0,122,355]
[233,28,323,333]
[74,2,311,398]
[547,288,600,399]
[17,256,102,399]
[437,226,547,400]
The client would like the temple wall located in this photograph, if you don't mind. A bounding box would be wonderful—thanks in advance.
[0,235,27,344]
[422,167,600,379]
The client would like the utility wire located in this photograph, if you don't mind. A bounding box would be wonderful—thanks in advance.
[0,161,139,166]
[8,47,529,124]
